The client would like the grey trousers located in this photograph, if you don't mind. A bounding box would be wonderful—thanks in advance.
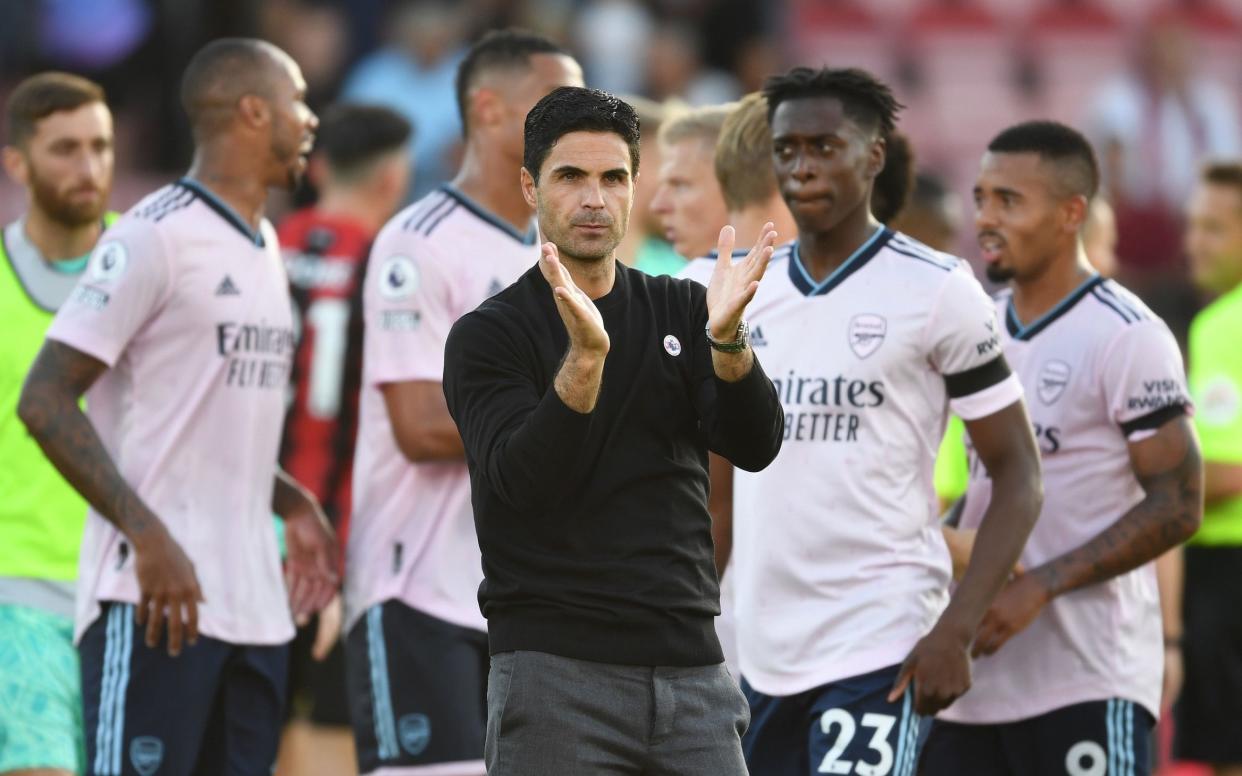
[485,650,750,775]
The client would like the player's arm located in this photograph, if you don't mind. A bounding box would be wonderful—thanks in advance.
[18,340,202,655]
[365,237,468,462]
[892,267,1042,715]
[892,400,1041,713]
[953,402,1045,648]
[975,416,1202,656]
[271,469,339,624]
[381,380,464,461]
[708,453,734,578]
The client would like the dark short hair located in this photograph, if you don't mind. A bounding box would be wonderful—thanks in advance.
[523,86,640,182]
[180,38,282,134]
[455,28,567,137]
[315,103,412,177]
[763,66,902,137]
[986,120,1100,200]
[5,72,105,147]
[871,131,915,224]
[1202,160,1242,196]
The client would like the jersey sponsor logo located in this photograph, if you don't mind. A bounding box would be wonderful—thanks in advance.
[1037,360,1072,405]
[751,325,768,347]
[976,317,1001,357]
[848,314,886,359]
[1198,375,1240,426]
[129,736,163,776]
[1127,378,1185,412]
[663,334,682,356]
[773,370,886,443]
[216,320,296,389]
[380,310,421,331]
[398,713,431,756]
[71,285,110,309]
[88,241,128,282]
[379,256,418,300]
[215,274,241,296]
[1033,422,1062,455]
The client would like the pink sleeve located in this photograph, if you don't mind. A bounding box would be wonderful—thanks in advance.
[1100,319,1192,441]
[46,217,172,367]
[363,230,456,386]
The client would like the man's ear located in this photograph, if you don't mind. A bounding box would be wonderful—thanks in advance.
[1,145,29,187]
[471,88,504,132]
[1064,193,1089,236]
[865,134,887,181]
[520,166,537,209]
[238,94,270,129]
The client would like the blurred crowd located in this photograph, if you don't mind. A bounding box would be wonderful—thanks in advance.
[3,0,1241,339]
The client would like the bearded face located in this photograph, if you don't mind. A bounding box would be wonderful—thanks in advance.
[13,102,114,227]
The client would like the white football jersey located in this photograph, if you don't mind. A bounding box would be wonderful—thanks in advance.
[941,275,1190,723]
[684,228,1024,696]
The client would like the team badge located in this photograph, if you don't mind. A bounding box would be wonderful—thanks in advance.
[1037,360,1072,405]
[848,314,887,359]
[379,256,418,300]
[663,334,682,357]
[130,736,164,776]
[89,241,128,282]
[398,713,431,756]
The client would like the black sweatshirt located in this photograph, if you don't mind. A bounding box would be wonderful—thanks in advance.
[443,262,784,667]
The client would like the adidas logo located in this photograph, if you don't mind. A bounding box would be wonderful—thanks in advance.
[215,275,240,296]
[751,325,768,347]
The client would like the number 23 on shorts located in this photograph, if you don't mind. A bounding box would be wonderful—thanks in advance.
[813,702,922,776]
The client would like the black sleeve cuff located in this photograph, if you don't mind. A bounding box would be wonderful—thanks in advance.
[944,355,1012,399]
[1120,402,1188,437]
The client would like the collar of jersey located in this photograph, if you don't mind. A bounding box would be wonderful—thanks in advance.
[440,184,538,246]
[1005,274,1103,341]
[177,178,265,247]
[704,248,750,260]
[789,226,892,297]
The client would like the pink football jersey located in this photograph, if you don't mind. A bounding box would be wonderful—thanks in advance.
[48,180,296,644]
[943,277,1190,723]
[346,186,539,632]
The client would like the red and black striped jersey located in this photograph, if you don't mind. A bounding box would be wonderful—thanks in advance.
[277,208,374,548]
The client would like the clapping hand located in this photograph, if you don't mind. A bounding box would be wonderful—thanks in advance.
[705,223,777,341]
